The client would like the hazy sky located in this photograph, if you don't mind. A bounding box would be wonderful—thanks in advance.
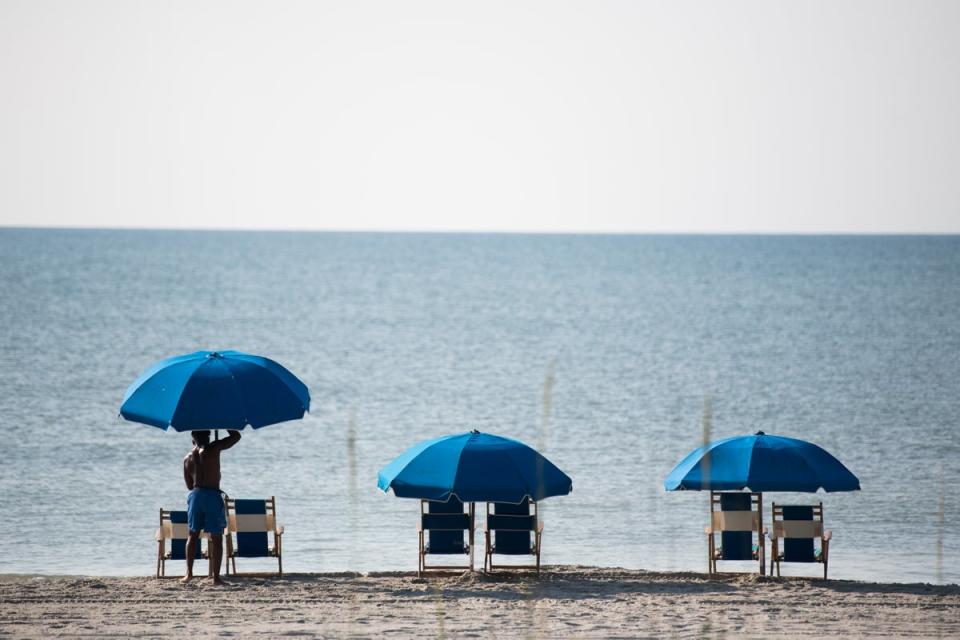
[1,1,958,232]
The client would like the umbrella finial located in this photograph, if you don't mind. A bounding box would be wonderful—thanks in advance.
[470,429,480,434]
[755,430,766,436]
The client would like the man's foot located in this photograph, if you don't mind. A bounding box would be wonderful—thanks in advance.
[211,576,228,587]
[180,574,193,585]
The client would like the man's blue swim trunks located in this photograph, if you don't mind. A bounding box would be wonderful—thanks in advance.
[187,488,226,535]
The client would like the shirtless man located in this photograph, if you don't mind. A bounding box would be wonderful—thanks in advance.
[182,429,241,585]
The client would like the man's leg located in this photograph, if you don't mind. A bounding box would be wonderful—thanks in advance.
[181,531,200,584]
[210,534,226,585]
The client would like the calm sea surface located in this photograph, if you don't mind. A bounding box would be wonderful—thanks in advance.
[0,230,957,583]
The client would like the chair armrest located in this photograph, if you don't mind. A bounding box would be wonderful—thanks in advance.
[155,528,163,542]
[823,530,832,541]
[761,527,768,536]
[704,526,713,535]
[417,521,423,532]
[275,525,285,536]
[538,521,545,533]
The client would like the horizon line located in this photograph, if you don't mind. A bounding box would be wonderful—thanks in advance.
[2,224,960,236]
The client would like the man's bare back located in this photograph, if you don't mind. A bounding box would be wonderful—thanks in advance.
[183,430,241,490]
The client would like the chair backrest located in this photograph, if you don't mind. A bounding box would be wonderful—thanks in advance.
[711,492,761,561]
[160,509,202,560]
[772,503,824,563]
[422,497,470,553]
[487,499,537,555]
[226,497,278,558]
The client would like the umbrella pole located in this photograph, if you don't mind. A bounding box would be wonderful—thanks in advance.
[215,429,219,442]
[758,492,765,575]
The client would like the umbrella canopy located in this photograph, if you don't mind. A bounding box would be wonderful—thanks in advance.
[664,431,860,493]
[378,431,573,503]
[120,350,310,431]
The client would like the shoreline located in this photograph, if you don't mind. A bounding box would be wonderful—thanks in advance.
[3,566,958,638]
[2,566,959,587]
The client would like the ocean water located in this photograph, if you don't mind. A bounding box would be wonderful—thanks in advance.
[0,229,957,583]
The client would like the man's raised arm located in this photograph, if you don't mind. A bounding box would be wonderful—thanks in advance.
[211,429,242,452]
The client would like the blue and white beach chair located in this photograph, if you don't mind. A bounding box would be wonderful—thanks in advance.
[155,508,204,578]
[769,502,831,579]
[224,497,284,576]
[705,492,766,575]
[483,498,543,574]
[418,497,474,577]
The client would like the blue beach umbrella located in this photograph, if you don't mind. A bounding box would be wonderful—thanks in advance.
[378,431,573,503]
[120,350,310,431]
[664,431,860,493]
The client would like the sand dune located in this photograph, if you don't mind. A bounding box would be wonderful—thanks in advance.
[2,566,958,638]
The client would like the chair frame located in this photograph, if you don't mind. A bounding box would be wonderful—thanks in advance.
[155,507,208,579]
[223,496,284,576]
[483,500,544,574]
[705,491,766,575]
[417,499,475,577]
[768,501,831,579]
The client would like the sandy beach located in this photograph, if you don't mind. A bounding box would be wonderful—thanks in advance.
[2,566,958,638]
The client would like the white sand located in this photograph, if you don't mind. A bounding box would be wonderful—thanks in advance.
[2,566,958,638]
